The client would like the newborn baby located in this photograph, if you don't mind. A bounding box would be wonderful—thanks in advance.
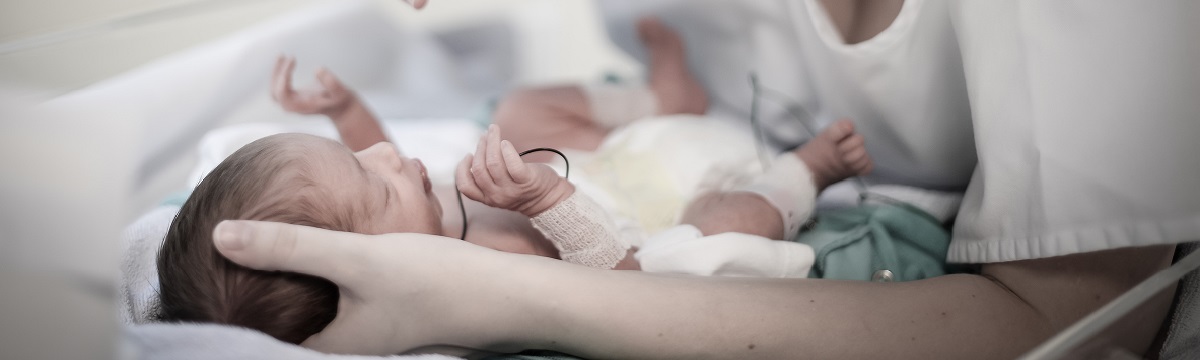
[156,18,873,346]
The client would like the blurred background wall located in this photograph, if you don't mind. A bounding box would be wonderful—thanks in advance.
[0,0,640,96]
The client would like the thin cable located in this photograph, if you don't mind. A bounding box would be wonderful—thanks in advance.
[748,74,773,170]
[455,147,571,240]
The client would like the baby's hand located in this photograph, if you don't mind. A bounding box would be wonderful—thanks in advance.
[456,125,573,217]
[271,55,357,118]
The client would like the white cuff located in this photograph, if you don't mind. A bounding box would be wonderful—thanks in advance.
[733,153,818,239]
[531,191,631,269]
[580,84,659,129]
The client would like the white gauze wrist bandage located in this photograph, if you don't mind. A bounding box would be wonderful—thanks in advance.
[734,153,818,239]
[531,191,631,269]
[581,84,659,129]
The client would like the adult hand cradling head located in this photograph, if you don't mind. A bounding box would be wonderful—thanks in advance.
[211,220,522,356]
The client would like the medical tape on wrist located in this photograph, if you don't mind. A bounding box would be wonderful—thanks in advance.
[733,153,817,239]
[580,84,659,129]
[531,191,631,269]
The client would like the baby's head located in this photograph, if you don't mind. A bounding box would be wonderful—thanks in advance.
[157,133,442,344]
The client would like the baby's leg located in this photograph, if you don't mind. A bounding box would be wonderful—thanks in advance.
[679,192,786,239]
[494,17,707,161]
[492,86,606,162]
[639,17,708,116]
[679,119,873,239]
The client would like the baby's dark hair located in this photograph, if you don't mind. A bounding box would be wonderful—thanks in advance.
[157,133,359,344]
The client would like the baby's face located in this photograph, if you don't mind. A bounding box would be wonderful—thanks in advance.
[305,136,444,235]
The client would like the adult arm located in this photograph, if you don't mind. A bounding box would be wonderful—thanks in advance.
[213,220,1176,359]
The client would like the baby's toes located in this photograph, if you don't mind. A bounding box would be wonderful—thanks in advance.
[852,156,873,176]
[836,133,865,153]
[843,147,867,166]
[820,119,856,143]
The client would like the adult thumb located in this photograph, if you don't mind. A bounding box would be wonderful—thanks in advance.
[212,220,370,287]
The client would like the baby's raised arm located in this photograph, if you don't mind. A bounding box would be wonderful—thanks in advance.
[456,125,635,269]
[270,55,387,152]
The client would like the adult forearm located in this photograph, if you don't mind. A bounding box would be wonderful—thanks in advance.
[526,271,1045,359]
[465,245,1174,359]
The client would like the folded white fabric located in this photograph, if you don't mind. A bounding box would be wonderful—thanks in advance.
[119,205,180,325]
[636,225,815,278]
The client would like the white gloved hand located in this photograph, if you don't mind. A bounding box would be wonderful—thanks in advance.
[210,220,501,356]
[455,124,573,217]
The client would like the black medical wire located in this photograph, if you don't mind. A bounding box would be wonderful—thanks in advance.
[455,147,570,240]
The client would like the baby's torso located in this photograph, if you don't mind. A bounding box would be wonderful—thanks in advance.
[433,115,761,255]
[565,115,761,247]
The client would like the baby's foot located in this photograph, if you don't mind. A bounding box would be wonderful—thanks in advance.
[638,17,708,115]
[793,119,873,191]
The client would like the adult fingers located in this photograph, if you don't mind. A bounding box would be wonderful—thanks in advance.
[484,125,513,184]
[500,140,532,183]
[455,154,485,200]
[212,220,370,288]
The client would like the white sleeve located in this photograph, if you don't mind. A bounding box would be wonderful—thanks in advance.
[530,191,631,269]
[949,0,1200,263]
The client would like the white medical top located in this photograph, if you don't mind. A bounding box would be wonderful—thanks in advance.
[947,1,1200,262]
[777,0,975,192]
[602,0,1200,263]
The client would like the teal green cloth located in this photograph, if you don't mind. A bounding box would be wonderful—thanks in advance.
[160,191,191,207]
[794,203,950,282]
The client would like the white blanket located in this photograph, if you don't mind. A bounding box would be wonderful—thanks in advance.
[125,322,457,360]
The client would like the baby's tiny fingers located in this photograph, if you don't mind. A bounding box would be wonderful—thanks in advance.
[316,68,347,94]
[468,150,503,199]
[501,140,532,184]
[271,56,293,101]
[484,125,512,184]
[471,134,495,186]
[455,155,485,201]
